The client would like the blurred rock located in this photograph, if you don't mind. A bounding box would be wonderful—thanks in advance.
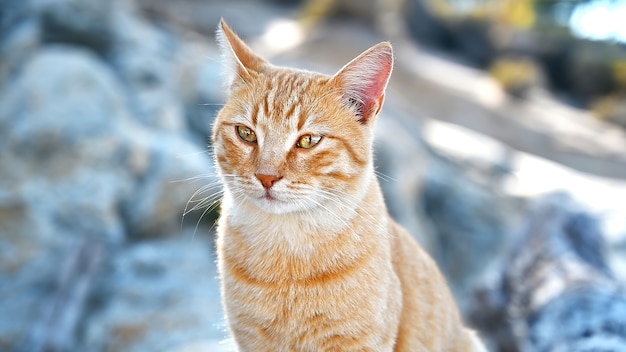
[592,93,626,129]
[40,0,115,54]
[80,236,228,352]
[402,0,626,108]
[374,107,514,313]
[565,40,622,103]
[108,0,187,133]
[469,194,626,351]
[419,160,510,312]
[0,42,215,349]
[0,47,135,244]
[18,240,104,352]
[374,109,434,250]
[119,132,217,239]
[0,47,133,350]
[174,40,224,145]
[403,0,454,49]
[0,17,40,92]
[488,56,545,99]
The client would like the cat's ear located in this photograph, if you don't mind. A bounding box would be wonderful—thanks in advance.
[216,19,269,92]
[331,42,393,124]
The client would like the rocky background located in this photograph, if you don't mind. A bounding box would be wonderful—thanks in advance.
[0,0,625,351]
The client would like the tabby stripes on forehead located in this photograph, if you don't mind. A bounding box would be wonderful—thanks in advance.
[255,72,315,126]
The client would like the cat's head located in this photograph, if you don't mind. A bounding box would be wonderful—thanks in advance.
[212,19,392,215]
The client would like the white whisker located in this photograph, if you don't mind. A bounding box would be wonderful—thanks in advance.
[375,170,396,182]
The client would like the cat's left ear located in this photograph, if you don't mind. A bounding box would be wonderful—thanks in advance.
[216,19,269,92]
[331,42,393,125]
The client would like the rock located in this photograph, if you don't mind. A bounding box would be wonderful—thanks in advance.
[419,159,510,312]
[17,240,104,352]
[80,236,229,352]
[0,47,133,350]
[119,131,218,239]
[175,42,224,146]
[0,45,216,350]
[469,194,626,351]
[39,0,115,54]
[108,1,187,133]
[488,56,545,99]
[374,108,434,250]
[592,93,626,129]
[0,46,136,243]
[0,17,41,93]
[374,106,512,313]
[403,0,455,49]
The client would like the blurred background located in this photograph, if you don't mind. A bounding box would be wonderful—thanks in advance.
[1,0,626,351]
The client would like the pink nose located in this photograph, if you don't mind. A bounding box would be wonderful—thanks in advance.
[255,173,282,189]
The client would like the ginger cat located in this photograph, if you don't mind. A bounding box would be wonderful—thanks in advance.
[212,19,486,352]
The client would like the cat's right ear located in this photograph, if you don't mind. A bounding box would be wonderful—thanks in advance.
[216,19,268,92]
[331,42,393,125]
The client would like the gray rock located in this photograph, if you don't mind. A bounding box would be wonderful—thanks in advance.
[470,194,626,351]
[374,106,509,313]
[0,18,41,93]
[0,47,133,350]
[80,236,229,352]
[175,42,224,145]
[39,0,115,54]
[419,162,508,311]
[0,46,136,244]
[119,130,218,239]
[374,108,435,251]
[0,45,217,350]
[108,1,187,133]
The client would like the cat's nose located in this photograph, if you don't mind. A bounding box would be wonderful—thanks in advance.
[255,173,282,189]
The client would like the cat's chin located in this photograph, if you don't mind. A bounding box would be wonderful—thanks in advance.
[249,197,304,215]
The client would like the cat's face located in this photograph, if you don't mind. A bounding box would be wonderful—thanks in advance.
[213,69,371,214]
[212,20,392,215]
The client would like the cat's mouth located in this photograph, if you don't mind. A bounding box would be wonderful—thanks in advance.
[251,189,296,214]
[264,190,276,201]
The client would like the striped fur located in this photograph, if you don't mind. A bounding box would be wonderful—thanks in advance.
[212,19,485,352]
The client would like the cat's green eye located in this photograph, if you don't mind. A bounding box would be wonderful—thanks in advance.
[236,125,257,143]
[296,134,322,149]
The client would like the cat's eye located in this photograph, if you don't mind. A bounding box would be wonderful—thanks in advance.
[296,134,322,149]
[236,125,257,143]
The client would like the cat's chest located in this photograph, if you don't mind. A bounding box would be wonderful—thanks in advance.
[220,243,400,351]
[219,216,391,302]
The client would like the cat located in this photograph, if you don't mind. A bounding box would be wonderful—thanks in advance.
[212,19,486,352]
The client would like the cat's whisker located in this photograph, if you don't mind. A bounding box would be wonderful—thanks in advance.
[374,170,396,182]
[188,181,223,199]
[305,197,352,230]
[313,191,358,216]
[291,186,368,228]
[171,173,221,184]
[187,191,224,214]
[181,178,227,219]
[194,186,248,238]
[174,149,214,161]
[192,201,216,240]
[189,194,223,216]
[314,188,380,229]
[185,185,250,239]
[184,175,243,202]
[181,188,221,233]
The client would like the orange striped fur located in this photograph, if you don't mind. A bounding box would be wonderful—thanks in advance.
[212,19,486,352]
